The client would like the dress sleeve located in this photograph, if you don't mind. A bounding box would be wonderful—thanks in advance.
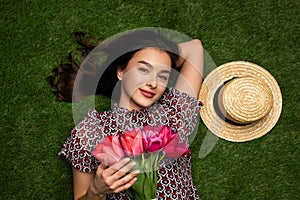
[58,109,103,173]
[160,88,202,143]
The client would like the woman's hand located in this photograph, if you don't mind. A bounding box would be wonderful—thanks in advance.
[74,158,139,200]
[91,158,139,195]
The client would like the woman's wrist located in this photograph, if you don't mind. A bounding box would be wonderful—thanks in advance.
[78,181,105,200]
[78,192,105,200]
[88,181,106,200]
[177,39,203,67]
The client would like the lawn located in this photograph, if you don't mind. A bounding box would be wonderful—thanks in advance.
[1,0,299,199]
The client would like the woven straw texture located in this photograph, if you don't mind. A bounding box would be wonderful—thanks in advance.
[199,61,282,142]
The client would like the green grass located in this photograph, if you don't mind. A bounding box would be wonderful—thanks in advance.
[1,0,299,199]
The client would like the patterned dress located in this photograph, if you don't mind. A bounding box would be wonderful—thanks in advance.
[59,87,202,200]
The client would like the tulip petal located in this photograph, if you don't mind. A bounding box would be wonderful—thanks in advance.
[111,136,124,158]
[120,128,144,157]
[103,146,122,165]
[163,134,190,159]
[93,153,108,163]
[131,131,144,156]
[120,137,133,157]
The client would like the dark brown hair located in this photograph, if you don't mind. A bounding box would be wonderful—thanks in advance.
[47,30,179,102]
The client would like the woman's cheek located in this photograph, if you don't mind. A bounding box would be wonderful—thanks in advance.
[123,72,147,94]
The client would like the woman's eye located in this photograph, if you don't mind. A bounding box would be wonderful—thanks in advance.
[159,75,169,82]
[138,67,149,73]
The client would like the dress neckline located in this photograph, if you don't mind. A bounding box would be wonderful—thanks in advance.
[112,102,161,114]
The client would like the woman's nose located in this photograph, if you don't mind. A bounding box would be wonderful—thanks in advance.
[146,75,157,88]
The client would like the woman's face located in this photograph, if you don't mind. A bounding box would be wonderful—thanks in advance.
[117,48,172,111]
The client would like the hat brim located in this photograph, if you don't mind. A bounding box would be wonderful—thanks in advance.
[199,61,282,142]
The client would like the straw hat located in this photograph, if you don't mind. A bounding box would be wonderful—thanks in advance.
[199,61,282,142]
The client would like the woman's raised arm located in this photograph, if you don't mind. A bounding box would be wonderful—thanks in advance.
[175,39,204,98]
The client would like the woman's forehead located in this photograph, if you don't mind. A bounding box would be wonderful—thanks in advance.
[129,48,172,67]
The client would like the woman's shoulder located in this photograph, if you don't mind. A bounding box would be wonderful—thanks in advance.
[85,108,112,120]
[73,108,114,135]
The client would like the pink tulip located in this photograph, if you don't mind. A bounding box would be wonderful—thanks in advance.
[142,126,164,152]
[120,128,144,157]
[163,134,190,159]
[158,125,176,147]
[92,135,124,166]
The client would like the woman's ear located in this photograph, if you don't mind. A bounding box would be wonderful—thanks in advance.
[117,67,123,80]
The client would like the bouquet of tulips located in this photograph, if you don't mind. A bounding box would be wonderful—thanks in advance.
[92,125,190,200]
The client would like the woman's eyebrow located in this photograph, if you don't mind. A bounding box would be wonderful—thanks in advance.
[138,61,153,68]
[137,61,171,74]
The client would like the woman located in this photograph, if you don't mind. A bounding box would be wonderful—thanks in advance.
[50,28,204,199]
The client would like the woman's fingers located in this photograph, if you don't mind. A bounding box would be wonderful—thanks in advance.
[95,162,107,176]
[101,169,139,192]
[111,160,136,178]
[99,158,139,190]
[113,173,139,193]
[104,158,133,175]
[94,158,139,194]
[109,169,139,192]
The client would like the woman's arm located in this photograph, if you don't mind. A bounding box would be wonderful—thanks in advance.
[175,39,204,98]
[73,168,105,200]
[73,158,139,200]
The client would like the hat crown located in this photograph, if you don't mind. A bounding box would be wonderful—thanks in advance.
[218,76,273,124]
[199,61,282,142]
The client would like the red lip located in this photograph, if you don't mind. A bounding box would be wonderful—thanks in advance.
[139,89,155,98]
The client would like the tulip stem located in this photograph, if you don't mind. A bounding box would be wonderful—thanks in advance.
[142,153,145,170]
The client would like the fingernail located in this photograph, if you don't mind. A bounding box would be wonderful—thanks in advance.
[133,177,137,182]
[134,169,140,174]
[124,157,130,162]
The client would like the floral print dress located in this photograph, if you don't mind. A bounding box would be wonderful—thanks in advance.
[59,87,202,200]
